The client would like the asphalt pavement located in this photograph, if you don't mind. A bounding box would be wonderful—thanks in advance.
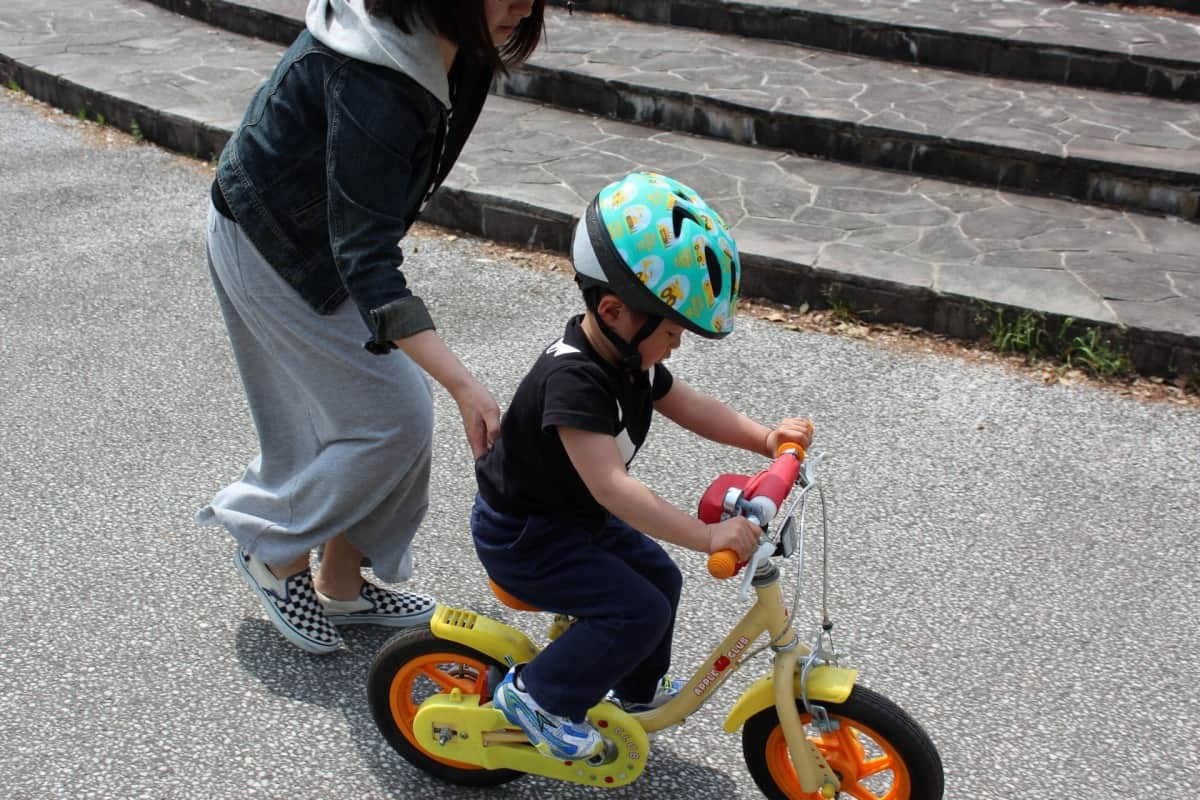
[1,88,1198,800]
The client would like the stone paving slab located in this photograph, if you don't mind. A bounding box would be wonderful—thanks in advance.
[561,0,1200,100]
[1,0,1197,376]
[136,0,1200,220]
[504,8,1200,221]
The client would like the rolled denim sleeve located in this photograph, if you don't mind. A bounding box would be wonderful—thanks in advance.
[370,294,435,343]
[325,61,441,351]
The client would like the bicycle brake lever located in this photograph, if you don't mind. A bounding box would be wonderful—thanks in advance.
[738,541,777,601]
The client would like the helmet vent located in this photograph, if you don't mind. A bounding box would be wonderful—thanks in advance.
[672,204,702,239]
[705,246,722,299]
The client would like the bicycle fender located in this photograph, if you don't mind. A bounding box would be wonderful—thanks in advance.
[722,666,858,733]
[429,604,539,665]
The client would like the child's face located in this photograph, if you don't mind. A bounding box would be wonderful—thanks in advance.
[636,319,685,370]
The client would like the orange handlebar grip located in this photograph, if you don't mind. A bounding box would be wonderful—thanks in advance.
[707,549,740,579]
[776,441,806,460]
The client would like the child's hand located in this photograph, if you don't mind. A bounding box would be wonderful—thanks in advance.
[765,417,814,456]
[707,517,762,561]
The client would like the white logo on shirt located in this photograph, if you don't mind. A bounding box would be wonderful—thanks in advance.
[546,339,580,358]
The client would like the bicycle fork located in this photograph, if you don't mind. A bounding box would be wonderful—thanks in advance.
[772,638,841,797]
[726,572,845,798]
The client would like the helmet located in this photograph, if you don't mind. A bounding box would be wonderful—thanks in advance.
[572,172,741,339]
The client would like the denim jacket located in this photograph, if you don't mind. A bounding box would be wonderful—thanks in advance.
[214,26,493,352]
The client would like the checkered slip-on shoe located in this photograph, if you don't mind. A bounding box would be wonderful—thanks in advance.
[233,548,345,655]
[318,582,436,628]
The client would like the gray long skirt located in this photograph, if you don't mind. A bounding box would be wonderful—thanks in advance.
[197,202,433,583]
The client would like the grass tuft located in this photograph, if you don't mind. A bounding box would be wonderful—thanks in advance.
[987,307,1131,379]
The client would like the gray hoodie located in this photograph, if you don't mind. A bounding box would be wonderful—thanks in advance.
[305,0,451,109]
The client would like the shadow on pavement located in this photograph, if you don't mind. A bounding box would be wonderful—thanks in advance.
[233,619,744,798]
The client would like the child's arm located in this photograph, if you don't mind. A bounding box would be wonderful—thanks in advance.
[654,378,813,457]
[559,426,761,560]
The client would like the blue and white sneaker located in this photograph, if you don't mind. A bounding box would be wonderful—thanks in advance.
[493,666,604,760]
[617,675,685,713]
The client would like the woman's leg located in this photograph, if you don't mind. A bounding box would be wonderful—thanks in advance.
[315,533,368,600]
[199,204,433,586]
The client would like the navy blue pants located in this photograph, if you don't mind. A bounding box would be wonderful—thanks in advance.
[471,494,683,721]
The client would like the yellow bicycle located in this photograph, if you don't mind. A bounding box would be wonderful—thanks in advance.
[368,444,944,798]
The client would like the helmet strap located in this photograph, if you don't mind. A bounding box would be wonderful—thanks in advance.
[583,285,661,378]
[593,307,646,375]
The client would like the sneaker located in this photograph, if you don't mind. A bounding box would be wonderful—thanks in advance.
[617,675,685,713]
[493,666,604,760]
[317,582,435,628]
[233,548,344,655]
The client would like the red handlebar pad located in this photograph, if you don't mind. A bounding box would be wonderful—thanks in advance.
[703,445,806,580]
[698,474,750,523]
[697,449,803,524]
[742,451,802,510]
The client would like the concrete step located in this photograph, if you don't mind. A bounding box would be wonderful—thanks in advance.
[136,0,1200,221]
[505,9,1200,221]
[555,0,1200,101]
[1,0,1197,378]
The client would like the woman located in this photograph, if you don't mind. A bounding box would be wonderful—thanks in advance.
[198,0,544,654]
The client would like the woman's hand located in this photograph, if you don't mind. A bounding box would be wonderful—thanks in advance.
[765,417,814,456]
[451,377,500,459]
[392,330,500,459]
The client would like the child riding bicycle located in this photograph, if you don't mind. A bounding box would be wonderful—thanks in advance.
[471,171,814,760]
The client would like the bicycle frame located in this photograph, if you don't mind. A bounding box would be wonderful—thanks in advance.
[428,557,853,794]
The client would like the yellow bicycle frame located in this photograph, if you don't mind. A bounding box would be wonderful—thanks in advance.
[427,570,856,795]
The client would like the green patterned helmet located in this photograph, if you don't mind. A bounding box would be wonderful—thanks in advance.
[572,172,741,339]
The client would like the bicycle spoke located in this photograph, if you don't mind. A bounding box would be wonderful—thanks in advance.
[856,752,893,780]
[835,724,869,768]
[420,661,482,693]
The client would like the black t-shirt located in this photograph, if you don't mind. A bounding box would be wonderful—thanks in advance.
[475,315,674,529]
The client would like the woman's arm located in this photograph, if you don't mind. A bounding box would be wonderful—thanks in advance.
[559,426,760,559]
[395,330,499,458]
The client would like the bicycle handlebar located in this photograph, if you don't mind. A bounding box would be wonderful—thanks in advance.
[706,442,805,579]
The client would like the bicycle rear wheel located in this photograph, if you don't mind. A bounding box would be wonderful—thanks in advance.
[742,685,943,799]
[367,626,523,787]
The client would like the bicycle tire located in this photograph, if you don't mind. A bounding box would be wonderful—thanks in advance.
[367,626,523,787]
[742,684,943,799]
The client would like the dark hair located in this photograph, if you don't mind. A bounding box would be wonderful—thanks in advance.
[365,0,545,73]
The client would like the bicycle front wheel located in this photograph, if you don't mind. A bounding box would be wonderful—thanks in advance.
[742,685,943,799]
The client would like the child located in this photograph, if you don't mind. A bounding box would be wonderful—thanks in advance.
[471,172,813,759]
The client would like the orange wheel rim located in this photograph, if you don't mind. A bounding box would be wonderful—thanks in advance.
[763,713,912,799]
[388,651,492,771]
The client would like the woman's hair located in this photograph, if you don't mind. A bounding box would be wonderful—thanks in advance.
[365,0,545,72]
